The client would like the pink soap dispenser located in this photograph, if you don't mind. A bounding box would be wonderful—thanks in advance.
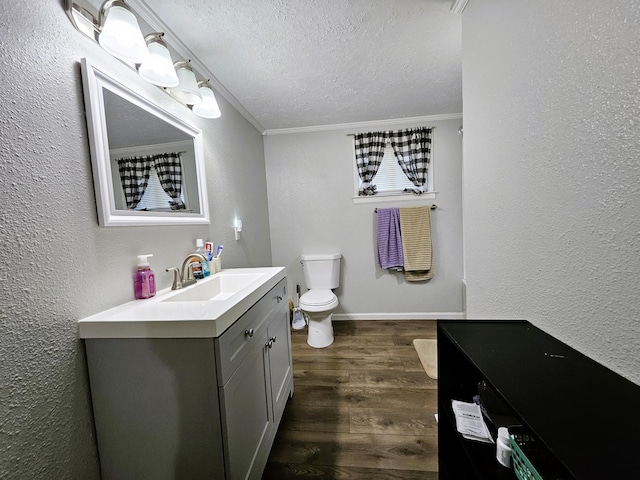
[134,254,156,300]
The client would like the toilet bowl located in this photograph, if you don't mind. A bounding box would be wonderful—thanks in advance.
[299,289,338,348]
[299,253,341,349]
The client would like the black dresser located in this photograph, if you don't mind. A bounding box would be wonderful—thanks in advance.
[437,320,640,479]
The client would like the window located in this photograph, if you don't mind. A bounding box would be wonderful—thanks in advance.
[114,152,186,211]
[135,165,185,211]
[352,127,435,202]
[370,143,420,193]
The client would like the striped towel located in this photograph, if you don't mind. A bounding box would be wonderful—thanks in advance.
[377,208,404,270]
[399,206,433,281]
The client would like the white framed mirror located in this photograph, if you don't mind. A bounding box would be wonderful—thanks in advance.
[80,57,210,226]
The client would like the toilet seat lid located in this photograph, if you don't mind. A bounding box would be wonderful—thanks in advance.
[300,289,336,307]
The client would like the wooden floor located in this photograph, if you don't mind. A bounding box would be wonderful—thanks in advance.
[263,320,439,479]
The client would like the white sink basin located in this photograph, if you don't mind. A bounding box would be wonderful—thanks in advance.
[162,272,265,302]
[77,267,286,339]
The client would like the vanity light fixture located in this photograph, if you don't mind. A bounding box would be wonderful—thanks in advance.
[98,0,148,63]
[192,80,222,119]
[138,33,179,88]
[170,60,202,105]
[65,0,222,118]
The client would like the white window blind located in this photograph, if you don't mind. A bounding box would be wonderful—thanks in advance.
[373,145,418,193]
[135,165,184,211]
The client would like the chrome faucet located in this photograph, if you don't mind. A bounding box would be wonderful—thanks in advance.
[165,266,183,290]
[166,253,208,290]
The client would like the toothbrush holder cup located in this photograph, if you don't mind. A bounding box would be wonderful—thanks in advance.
[212,257,221,273]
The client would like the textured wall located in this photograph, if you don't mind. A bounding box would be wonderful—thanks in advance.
[462,1,640,383]
[0,3,271,478]
[264,118,464,319]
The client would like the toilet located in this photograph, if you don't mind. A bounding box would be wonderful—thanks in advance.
[299,253,341,348]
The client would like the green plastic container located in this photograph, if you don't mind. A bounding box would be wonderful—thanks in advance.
[510,435,543,480]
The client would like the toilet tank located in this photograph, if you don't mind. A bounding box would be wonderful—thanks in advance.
[301,253,341,289]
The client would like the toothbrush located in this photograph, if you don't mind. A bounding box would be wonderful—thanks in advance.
[215,245,223,258]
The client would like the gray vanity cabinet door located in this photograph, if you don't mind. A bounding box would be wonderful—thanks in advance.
[218,336,271,480]
[85,338,225,480]
[266,308,293,426]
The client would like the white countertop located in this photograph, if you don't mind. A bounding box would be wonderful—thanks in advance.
[78,267,286,339]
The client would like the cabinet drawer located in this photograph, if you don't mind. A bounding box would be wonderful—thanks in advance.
[215,278,287,386]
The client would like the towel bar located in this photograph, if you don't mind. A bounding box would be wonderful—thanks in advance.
[375,205,437,213]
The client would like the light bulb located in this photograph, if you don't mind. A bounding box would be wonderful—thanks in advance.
[170,61,202,105]
[193,81,222,118]
[99,3,148,63]
[138,34,179,87]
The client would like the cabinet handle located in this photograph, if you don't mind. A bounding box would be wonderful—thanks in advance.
[276,295,283,302]
[269,335,277,344]
[266,340,273,349]
[245,328,254,338]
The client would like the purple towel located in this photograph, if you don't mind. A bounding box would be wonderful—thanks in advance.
[377,208,404,270]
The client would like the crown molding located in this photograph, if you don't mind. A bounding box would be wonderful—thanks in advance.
[263,113,463,136]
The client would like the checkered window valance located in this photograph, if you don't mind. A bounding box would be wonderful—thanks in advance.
[116,153,184,210]
[354,131,386,196]
[354,127,432,196]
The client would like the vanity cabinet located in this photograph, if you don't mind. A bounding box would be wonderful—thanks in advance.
[215,279,292,480]
[84,277,292,480]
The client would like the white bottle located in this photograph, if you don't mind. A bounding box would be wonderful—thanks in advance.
[496,427,512,468]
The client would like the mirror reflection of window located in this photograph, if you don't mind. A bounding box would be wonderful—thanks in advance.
[113,152,186,211]
[135,164,187,211]
[110,143,198,213]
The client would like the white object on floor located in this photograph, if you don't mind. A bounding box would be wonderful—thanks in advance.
[291,308,305,330]
[292,284,306,330]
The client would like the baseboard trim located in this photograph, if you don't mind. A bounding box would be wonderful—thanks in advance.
[332,312,465,321]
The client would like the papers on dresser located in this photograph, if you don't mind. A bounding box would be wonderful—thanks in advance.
[451,400,495,443]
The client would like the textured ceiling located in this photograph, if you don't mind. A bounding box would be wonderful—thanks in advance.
[136,0,462,131]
